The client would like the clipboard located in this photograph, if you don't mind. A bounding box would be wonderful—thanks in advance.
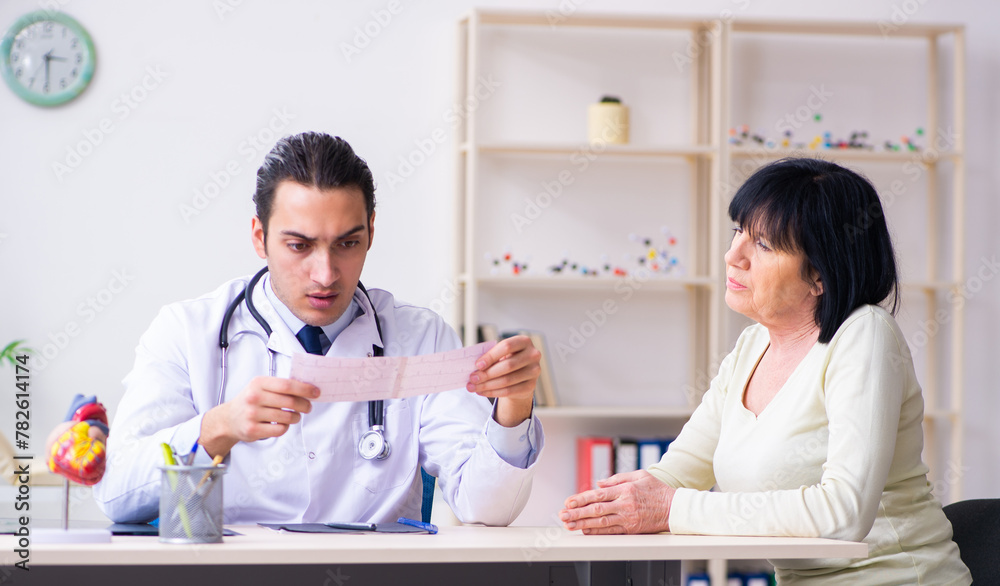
[107,523,242,536]
[258,521,432,534]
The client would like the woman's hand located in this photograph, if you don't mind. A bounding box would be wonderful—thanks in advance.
[559,470,676,534]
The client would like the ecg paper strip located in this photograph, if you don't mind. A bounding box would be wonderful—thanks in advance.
[290,341,498,402]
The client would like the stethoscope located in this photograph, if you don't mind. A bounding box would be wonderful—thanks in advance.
[218,266,391,461]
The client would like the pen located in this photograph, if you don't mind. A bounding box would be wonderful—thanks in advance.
[160,442,178,468]
[184,440,199,466]
[325,522,377,531]
[195,454,224,492]
[160,443,193,538]
[397,517,438,534]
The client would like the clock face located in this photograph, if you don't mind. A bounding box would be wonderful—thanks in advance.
[0,11,96,107]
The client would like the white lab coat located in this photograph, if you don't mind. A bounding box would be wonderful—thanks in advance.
[94,275,542,525]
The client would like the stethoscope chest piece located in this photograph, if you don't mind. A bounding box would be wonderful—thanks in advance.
[359,426,391,460]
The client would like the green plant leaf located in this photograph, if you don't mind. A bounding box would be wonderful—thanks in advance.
[1,340,28,366]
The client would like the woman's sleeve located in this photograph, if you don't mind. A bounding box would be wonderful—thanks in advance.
[646,338,740,491]
[668,311,906,540]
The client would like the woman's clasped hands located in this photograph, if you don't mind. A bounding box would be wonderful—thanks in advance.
[560,470,676,535]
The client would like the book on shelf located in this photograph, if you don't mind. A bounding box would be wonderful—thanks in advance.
[500,329,558,407]
[638,437,673,470]
[688,571,773,586]
[742,573,773,586]
[478,323,500,344]
[576,436,613,493]
[614,438,639,475]
[458,323,501,345]
[578,435,675,487]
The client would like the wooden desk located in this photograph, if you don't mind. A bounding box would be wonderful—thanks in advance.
[2,525,867,585]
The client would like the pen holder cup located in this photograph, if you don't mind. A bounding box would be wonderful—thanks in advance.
[158,464,226,544]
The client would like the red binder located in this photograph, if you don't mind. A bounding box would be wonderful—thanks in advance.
[576,436,613,494]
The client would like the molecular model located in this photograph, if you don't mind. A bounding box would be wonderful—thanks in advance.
[629,229,682,275]
[547,256,626,277]
[485,251,530,276]
[540,228,682,278]
[728,117,924,153]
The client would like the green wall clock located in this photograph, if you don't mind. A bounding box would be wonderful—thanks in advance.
[0,11,96,107]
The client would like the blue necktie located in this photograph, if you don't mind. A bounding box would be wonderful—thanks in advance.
[296,325,326,355]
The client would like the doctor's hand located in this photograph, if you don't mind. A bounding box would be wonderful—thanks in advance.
[200,376,320,458]
[467,334,540,427]
[560,470,675,535]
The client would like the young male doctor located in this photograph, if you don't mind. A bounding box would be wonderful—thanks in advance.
[94,132,543,526]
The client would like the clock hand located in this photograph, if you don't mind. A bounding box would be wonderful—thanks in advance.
[26,58,45,89]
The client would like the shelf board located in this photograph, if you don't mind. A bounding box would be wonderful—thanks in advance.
[924,410,960,421]
[463,11,961,38]
[731,18,963,38]
[467,142,716,159]
[461,277,957,295]
[534,405,696,419]
[535,405,956,422]
[460,276,954,295]
[462,275,715,291]
[535,406,955,423]
[468,10,716,32]
[727,146,961,164]
[900,280,962,292]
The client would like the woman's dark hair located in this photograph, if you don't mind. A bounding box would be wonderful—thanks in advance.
[253,132,376,238]
[728,157,899,343]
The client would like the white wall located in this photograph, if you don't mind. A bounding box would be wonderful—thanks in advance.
[1,0,997,522]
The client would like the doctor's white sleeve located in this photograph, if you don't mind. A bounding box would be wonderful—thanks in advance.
[416,324,544,527]
[92,304,208,523]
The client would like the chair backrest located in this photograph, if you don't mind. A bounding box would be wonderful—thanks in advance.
[943,498,1000,584]
[420,468,435,523]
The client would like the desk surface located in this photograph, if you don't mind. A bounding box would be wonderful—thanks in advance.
[5,525,867,566]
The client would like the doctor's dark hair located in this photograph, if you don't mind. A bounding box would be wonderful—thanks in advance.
[253,132,376,236]
[728,157,899,344]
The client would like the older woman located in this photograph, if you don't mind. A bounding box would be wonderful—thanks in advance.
[560,158,971,584]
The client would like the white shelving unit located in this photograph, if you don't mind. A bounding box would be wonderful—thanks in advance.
[454,9,725,532]
[454,10,964,585]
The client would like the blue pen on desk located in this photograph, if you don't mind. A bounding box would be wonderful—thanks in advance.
[397,517,438,534]
[325,521,377,531]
